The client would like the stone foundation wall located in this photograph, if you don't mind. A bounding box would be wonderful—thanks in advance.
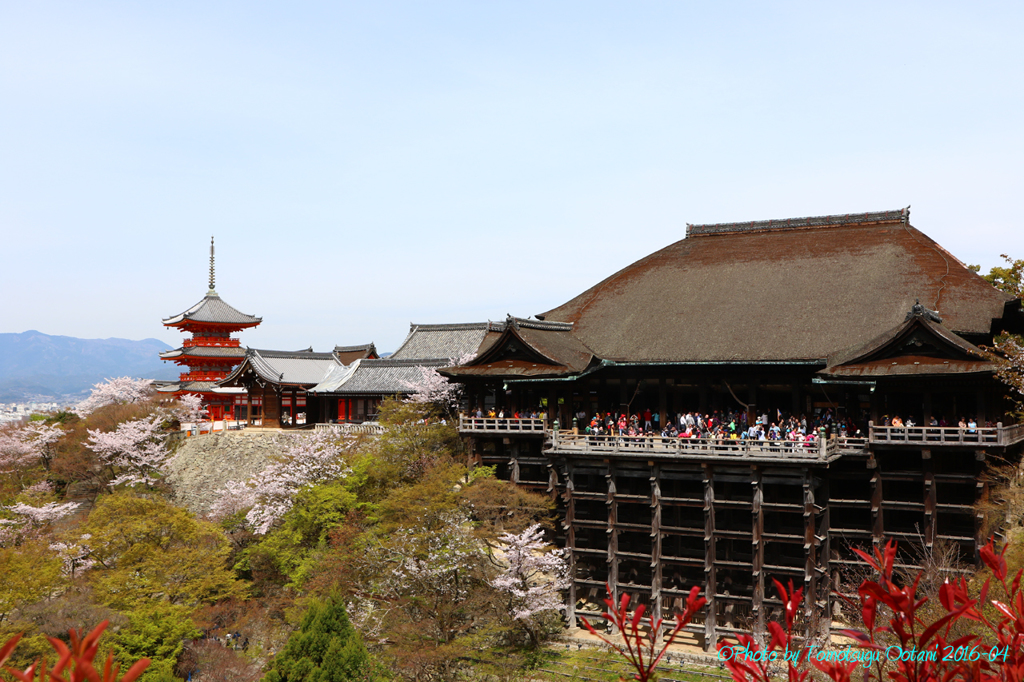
[165,431,296,515]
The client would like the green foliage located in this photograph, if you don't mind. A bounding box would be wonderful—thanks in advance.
[81,491,244,609]
[112,603,199,682]
[971,254,1024,298]
[236,481,358,589]
[0,539,64,624]
[263,594,378,682]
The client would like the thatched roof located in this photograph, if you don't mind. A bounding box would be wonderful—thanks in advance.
[537,209,1013,363]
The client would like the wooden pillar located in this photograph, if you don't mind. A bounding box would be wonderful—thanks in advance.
[817,472,831,637]
[751,466,765,646]
[923,450,936,548]
[509,441,520,484]
[246,391,252,425]
[651,462,663,635]
[703,463,716,651]
[870,459,883,548]
[564,460,577,626]
[607,462,618,606]
[548,388,558,424]
[975,450,988,560]
[747,380,758,428]
[803,469,818,639]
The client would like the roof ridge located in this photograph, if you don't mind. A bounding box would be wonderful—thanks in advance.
[334,343,376,352]
[407,322,491,331]
[686,208,909,238]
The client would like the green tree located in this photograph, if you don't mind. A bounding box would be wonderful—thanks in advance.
[970,254,1024,298]
[81,491,244,609]
[0,539,63,625]
[112,603,199,682]
[264,594,376,682]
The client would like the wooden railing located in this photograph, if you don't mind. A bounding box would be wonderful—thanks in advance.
[314,422,386,435]
[868,422,1024,446]
[837,436,869,452]
[549,431,835,460]
[458,416,547,434]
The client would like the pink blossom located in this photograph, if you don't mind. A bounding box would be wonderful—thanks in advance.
[402,352,476,408]
[492,523,569,620]
[74,377,154,417]
[210,431,352,534]
[6,501,81,525]
[87,414,169,487]
[175,394,209,425]
[50,535,95,577]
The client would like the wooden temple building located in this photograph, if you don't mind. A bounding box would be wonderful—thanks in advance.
[158,239,262,421]
[439,208,1024,647]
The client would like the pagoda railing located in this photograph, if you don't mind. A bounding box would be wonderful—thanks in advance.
[549,431,835,461]
[184,337,240,347]
[179,372,232,382]
[868,421,1024,446]
[458,416,548,434]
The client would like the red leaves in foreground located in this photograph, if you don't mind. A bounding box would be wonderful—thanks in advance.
[580,584,706,682]
[0,621,150,682]
[588,537,1024,682]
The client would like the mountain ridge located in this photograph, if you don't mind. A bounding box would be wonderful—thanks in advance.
[0,330,180,402]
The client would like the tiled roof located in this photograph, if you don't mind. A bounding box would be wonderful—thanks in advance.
[163,293,261,327]
[159,346,247,360]
[686,208,909,238]
[334,343,378,364]
[309,358,449,395]
[538,210,1012,363]
[156,381,219,393]
[219,348,341,387]
[389,323,493,361]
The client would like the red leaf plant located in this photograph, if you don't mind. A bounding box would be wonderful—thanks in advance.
[0,621,150,682]
[581,583,706,682]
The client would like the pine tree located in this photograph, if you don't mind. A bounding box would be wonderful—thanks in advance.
[264,594,375,682]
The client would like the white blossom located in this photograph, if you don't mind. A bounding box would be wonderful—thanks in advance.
[6,501,80,526]
[491,523,569,620]
[87,414,169,487]
[50,534,95,577]
[210,431,352,534]
[74,376,154,417]
[402,352,476,409]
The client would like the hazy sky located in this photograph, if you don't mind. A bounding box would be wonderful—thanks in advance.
[2,2,1022,353]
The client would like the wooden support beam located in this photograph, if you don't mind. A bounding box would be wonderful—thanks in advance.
[751,466,765,647]
[607,462,618,607]
[651,463,663,637]
[565,460,577,626]
[975,453,989,561]
[703,463,716,652]
[923,451,936,549]
[817,472,831,637]
[871,464,883,548]
[658,379,668,433]
[803,469,818,639]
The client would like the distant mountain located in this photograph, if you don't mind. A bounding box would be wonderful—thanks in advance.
[0,330,180,402]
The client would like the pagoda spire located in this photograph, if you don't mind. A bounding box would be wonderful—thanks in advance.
[208,236,217,295]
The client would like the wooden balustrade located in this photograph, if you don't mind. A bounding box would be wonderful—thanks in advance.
[867,422,1024,446]
[458,416,547,434]
[314,422,386,435]
[549,431,834,461]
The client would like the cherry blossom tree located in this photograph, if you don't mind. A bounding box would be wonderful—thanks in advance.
[174,394,208,427]
[209,431,352,534]
[74,377,154,417]
[491,523,569,644]
[22,422,64,470]
[0,426,37,474]
[87,415,169,487]
[50,534,96,578]
[1,501,80,546]
[402,352,476,411]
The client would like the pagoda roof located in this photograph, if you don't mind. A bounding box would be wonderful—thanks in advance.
[163,292,261,328]
[159,346,246,360]
[537,208,1014,363]
[219,348,340,387]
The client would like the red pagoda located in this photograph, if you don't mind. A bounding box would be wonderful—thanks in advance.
[158,238,261,421]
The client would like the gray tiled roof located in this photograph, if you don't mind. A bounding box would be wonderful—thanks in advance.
[309,358,450,395]
[163,293,261,326]
[245,349,340,385]
[389,323,493,361]
[159,346,247,360]
[156,381,219,393]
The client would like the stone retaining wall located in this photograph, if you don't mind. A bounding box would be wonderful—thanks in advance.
[165,430,296,515]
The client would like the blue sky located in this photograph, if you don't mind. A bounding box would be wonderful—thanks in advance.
[2,2,1022,353]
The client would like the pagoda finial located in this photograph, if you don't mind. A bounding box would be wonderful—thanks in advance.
[208,236,217,295]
